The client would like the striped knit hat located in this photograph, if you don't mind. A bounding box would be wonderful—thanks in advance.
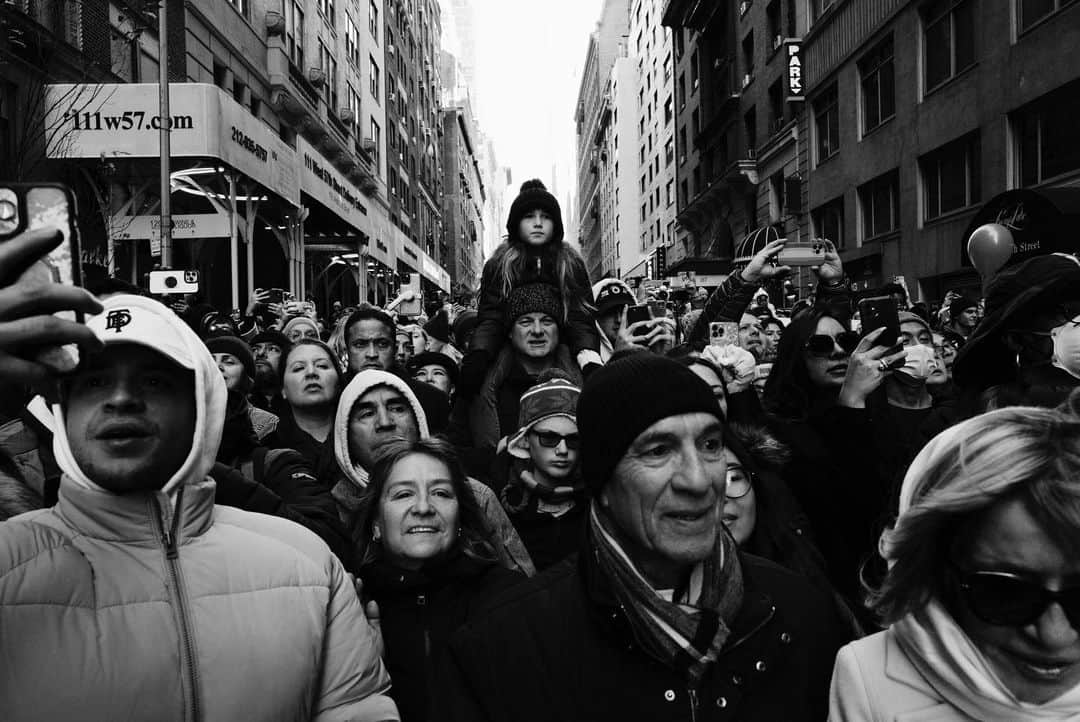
[506,369,581,459]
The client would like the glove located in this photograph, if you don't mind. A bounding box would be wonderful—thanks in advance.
[458,349,492,399]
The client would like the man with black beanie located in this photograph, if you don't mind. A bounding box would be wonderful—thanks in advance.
[435,350,850,721]
[249,329,291,417]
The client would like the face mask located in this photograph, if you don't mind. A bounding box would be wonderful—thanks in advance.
[894,344,936,386]
[1050,318,1080,380]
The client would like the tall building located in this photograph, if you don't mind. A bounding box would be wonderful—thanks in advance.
[796,0,1080,299]
[574,0,631,280]
[625,0,678,283]
[475,134,508,259]
[4,0,454,312]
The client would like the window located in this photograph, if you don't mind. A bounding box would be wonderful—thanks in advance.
[813,83,839,162]
[348,83,361,126]
[678,126,687,163]
[370,56,380,102]
[286,0,305,68]
[690,50,699,91]
[674,28,684,59]
[1018,0,1078,32]
[768,79,784,132]
[811,0,835,23]
[369,0,379,39]
[665,137,674,166]
[666,180,674,206]
[920,132,980,221]
[858,170,899,239]
[922,0,975,92]
[664,96,673,125]
[769,172,785,222]
[744,107,757,150]
[227,0,249,18]
[767,1,782,51]
[677,74,685,108]
[860,35,895,133]
[319,0,336,24]
[812,196,845,249]
[319,41,338,111]
[1013,79,1080,185]
[742,31,755,83]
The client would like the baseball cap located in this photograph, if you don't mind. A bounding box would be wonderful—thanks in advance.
[592,279,635,317]
[85,295,198,370]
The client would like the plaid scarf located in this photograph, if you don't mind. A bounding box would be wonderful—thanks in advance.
[589,504,744,684]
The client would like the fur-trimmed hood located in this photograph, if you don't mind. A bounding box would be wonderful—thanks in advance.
[729,422,791,471]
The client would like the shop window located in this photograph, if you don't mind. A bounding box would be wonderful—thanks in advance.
[920,132,980,221]
[812,196,845,249]
[859,35,895,134]
[922,0,975,93]
[858,170,899,240]
[813,83,839,163]
[1012,79,1080,185]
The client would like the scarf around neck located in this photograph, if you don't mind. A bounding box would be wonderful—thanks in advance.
[589,504,743,684]
[893,599,1080,721]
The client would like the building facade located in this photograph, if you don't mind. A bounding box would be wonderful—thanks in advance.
[797,0,1080,300]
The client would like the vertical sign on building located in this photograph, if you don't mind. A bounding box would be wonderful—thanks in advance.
[785,40,805,102]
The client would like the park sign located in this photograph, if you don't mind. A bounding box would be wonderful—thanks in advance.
[45,83,300,205]
[785,40,804,102]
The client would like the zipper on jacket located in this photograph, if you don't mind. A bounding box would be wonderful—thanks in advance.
[687,687,699,722]
[417,593,432,659]
[153,490,202,722]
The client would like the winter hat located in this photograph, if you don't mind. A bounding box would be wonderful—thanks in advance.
[452,309,478,348]
[948,293,980,319]
[283,315,320,340]
[507,369,581,459]
[592,278,636,317]
[506,282,564,325]
[250,329,291,351]
[406,350,459,386]
[577,351,723,495]
[424,309,451,343]
[898,311,932,338]
[205,335,256,381]
[506,179,564,244]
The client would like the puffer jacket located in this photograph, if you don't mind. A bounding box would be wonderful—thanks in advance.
[0,294,397,722]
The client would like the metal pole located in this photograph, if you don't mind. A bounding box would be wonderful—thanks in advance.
[158,0,172,267]
[229,173,239,311]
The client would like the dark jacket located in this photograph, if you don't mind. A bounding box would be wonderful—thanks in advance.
[435,546,851,721]
[472,244,599,359]
[361,552,523,722]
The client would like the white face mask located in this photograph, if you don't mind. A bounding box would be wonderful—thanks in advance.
[1050,317,1080,380]
[898,343,937,382]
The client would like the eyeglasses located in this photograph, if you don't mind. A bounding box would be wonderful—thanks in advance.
[950,564,1080,628]
[531,430,581,450]
[805,331,860,357]
[725,466,754,499]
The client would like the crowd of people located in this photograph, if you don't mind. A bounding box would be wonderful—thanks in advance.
[1,178,1080,720]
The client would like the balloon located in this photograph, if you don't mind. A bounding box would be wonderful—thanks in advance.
[967,223,1015,278]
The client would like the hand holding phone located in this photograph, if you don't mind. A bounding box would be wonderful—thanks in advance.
[625,304,654,337]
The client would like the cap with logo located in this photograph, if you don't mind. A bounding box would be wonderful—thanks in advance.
[591,279,636,317]
[89,297,197,370]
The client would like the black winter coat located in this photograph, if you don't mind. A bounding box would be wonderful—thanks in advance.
[361,553,524,722]
[472,243,599,359]
[433,547,851,721]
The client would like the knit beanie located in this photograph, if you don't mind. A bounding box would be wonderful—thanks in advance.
[507,369,581,459]
[506,179,565,244]
[250,329,290,352]
[948,293,980,319]
[424,309,451,343]
[406,350,459,386]
[506,282,564,325]
[283,315,320,340]
[577,351,724,495]
[205,335,256,381]
[452,309,479,348]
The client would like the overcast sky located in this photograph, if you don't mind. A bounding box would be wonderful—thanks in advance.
[450,0,606,204]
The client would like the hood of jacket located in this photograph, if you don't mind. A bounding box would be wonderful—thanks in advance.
[333,369,429,490]
[51,294,226,498]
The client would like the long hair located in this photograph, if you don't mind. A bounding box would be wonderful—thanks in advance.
[762,306,843,421]
[866,405,1080,625]
[350,438,498,569]
[489,238,590,324]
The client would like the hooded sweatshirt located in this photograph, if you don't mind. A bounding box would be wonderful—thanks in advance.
[332,369,535,576]
[1,295,397,721]
[591,278,635,364]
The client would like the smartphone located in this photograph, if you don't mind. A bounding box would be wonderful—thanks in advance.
[625,304,654,336]
[709,321,739,347]
[0,183,83,371]
[265,288,285,305]
[857,295,900,347]
[776,241,826,267]
[148,269,199,294]
[399,273,422,317]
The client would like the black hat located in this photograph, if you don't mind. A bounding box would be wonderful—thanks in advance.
[205,335,256,381]
[953,253,1080,391]
[506,282,564,325]
[406,351,459,386]
[250,329,291,352]
[506,179,564,244]
[592,278,636,317]
[577,351,723,496]
[424,309,451,343]
[948,293,980,319]
[452,310,478,348]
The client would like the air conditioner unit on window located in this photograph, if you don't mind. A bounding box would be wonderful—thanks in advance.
[742,73,753,89]
[361,138,377,153]
[773,35,783,50]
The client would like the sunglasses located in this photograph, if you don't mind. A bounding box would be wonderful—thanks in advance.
[805,331,860,357]
[951,565,1080,628]
[531,430,581,450]
[725,467,754,499]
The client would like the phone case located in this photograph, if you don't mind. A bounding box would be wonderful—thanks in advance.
[709,322,739,347]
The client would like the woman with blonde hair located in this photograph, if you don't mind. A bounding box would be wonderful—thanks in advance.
[830,404,1080,720]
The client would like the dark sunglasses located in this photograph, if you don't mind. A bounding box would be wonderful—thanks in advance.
[804,331,860,357]
[531,430,581,450]
[951,565,1080,627]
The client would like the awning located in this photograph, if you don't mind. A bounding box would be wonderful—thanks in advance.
[961,187,1080,270]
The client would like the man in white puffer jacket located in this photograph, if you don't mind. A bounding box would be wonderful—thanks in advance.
[0,294,398,722]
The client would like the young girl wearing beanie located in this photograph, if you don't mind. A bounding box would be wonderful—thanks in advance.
[459,179,600,396]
